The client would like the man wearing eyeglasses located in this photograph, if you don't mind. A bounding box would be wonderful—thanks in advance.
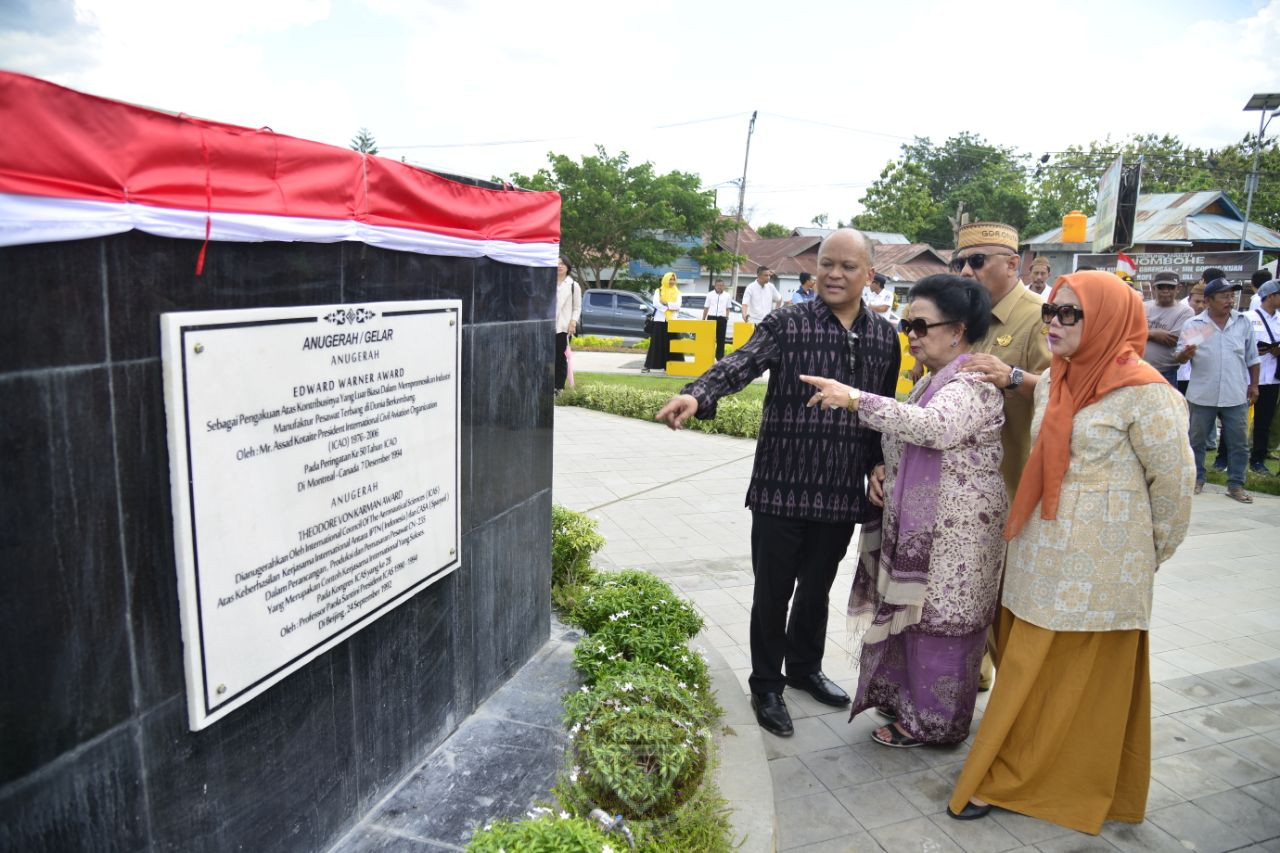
[952,222,1051,500]
[654,229,901,738]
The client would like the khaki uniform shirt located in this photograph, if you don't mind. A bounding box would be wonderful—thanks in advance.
[972,283,1051,498]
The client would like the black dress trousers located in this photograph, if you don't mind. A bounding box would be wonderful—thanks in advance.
[747,510,856,695]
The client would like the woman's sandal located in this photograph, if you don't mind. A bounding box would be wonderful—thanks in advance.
[871,724,922,748]
[875,707,897,722]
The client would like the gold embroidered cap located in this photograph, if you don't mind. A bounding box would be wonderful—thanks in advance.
[1029,257,1051,271]
[957,221,1019,252]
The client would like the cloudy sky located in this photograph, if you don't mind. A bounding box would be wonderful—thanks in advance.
[2,0,1277,229]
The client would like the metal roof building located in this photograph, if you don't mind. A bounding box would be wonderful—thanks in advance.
[1026,191,1280,251]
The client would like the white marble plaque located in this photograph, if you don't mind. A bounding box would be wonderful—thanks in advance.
[160,301,461,730]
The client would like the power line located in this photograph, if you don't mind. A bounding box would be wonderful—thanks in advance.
[381,111,752,150]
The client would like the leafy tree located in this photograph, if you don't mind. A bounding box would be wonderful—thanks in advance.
[853,134,1031,246]
[811,213,829,227]
[756,222,790,238]
[1023,132,1280,237]
[510,146,724,288]
[852,160,941,244]
[349,127,378,155]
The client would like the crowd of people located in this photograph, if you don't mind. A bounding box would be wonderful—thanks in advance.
[655,223,1202,836]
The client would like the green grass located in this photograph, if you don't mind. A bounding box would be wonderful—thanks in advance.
[1203,454,1280,495]
[572,371,767,403]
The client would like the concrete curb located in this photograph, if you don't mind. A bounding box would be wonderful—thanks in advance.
[692,630,778,853]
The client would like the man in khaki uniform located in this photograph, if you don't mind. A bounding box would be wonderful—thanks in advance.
[952,221,1051,689]
[954,222,1051,499]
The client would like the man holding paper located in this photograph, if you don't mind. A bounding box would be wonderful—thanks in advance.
[1176,277,1260,502]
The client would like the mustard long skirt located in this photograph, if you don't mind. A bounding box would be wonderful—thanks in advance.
[948,607,1150,835]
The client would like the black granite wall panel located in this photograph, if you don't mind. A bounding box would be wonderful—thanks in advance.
[0,238,108,373]
[0,725,148,853]
[0,369,134,785]
[466,321,555,529]
[0,233,554,852]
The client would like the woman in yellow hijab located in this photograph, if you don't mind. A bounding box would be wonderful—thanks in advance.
[643,272,683,373]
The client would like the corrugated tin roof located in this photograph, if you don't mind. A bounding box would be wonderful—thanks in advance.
[1025,190,1280,249]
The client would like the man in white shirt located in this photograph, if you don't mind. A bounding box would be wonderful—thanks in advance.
[1249,279,1280,475]
[1249,269,1273,312]
[863,273,894,319]
[702,279,734,360]
[742,266,781,323]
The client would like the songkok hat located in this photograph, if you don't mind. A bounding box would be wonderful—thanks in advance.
[1204,277,1242,297]
[1151,270,1179,285]
[1189,282,1206,296]
[956,221,1019,252]
[1029,257,1051,271]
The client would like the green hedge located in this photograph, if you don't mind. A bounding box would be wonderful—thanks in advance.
[556,384,760,439]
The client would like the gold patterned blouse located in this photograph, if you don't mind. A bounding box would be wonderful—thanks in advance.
[1002,369,1195,632]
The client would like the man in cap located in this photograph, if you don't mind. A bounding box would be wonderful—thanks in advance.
[1176,278,1260,502]
[1249,279,1280,475]
[1027,257,1052,295]
[948,222,1051,690]
[1144,271,1193,386]
[952,222,1051,499]
[863,272,894,318]
[654,230,901,738]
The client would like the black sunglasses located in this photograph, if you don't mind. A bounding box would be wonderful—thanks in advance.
[1041,303,1085,326]
[949,252,1015,273]
[899,317,955,337]
[846,330,859,378]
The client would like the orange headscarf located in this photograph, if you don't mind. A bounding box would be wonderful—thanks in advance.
[1003,271,1165,540]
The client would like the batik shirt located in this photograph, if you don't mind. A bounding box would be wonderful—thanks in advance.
[683,299,901,524]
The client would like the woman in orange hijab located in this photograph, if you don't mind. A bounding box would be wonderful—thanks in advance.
[947,271,1195,834]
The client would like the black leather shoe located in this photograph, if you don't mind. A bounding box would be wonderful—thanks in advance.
[751,692,794,737]
[786,671,851,707]
[947,802,992,821]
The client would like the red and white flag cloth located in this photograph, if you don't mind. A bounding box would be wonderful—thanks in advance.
[1116,251,1137,280]
[0,72,560,267]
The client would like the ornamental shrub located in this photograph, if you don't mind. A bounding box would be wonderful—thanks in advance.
[570,334,625,349]
[465,811,613,852]
[551,505,604,613]
[573,619,710,691]
[564,660,719,735]
[568,571,702,639]
[555,385,760,440]
[563,689,712,820]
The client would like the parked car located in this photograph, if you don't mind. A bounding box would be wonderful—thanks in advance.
[678,293,743,342]
[578,288,655,338]
[579,288,744,342]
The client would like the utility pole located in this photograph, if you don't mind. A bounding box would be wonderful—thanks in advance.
[730,111,757,296]
[1240,94,1280,250]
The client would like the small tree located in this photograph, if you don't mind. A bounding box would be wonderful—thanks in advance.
[756,222,790,238]
[350,128,378,155]
[510,146,723,288]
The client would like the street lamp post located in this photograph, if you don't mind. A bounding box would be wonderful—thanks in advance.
[1240,93,1280,250]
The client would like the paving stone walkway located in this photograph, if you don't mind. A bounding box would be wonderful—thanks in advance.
[554,403,1280,853]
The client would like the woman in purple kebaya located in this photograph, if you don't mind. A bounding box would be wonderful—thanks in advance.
[802,274,1008,748]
